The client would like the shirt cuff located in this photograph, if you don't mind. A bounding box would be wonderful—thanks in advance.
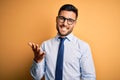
[32,60,43,68]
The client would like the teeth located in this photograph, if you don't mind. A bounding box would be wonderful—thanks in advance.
[61,27,67,31]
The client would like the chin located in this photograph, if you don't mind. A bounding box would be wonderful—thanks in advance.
[59,33,69,36]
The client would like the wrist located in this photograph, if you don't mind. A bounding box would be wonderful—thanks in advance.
[34,58,41,63]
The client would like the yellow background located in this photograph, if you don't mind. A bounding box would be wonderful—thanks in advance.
[0,0,120,80]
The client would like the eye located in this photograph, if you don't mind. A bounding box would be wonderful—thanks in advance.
[57,16,65,23]
[58,16,64,20]
[68,19,74,22]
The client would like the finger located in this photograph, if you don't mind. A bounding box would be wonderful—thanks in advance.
[28,42,36,53]
[37,52,45,58]
[34,44,38,52]
[32,43,36,51]
[35,44,38,51]
[28,42,32,47]
[28,42,36,51]
[40,52,45,57]
[36,44,40,52]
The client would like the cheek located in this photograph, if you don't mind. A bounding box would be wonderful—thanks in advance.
[56,21,61,26]
[68,25,74,29]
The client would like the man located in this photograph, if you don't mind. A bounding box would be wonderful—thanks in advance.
[29,4,96,80]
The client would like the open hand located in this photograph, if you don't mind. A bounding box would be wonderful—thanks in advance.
[28,42,45,63]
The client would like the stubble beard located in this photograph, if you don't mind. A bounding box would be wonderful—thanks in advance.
[56,24,73,36]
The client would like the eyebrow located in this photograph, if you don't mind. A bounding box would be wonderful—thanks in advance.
[58,16,76,20]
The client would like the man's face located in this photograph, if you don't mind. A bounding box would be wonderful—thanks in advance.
[56,10,77,37]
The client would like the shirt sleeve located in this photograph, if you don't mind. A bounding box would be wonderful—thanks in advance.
[80,43,96,80]
[30,43,45,80]
[30,59,45,80]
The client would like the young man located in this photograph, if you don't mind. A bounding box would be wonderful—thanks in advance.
[29,4,96,80]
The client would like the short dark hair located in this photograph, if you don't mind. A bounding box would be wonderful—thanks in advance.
[58,4,78,18]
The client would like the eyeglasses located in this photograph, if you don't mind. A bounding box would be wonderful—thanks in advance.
[57,16,76,25]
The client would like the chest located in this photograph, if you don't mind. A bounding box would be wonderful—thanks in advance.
[44,41,82,67]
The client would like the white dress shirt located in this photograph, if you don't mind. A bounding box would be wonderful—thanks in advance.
[30,33,96,80]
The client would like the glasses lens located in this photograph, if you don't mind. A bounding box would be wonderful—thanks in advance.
[67,19,74,25]
[58,16,64,23]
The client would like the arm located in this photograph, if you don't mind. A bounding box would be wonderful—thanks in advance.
[80,44,96,80]
[28,42,45,80]
[30,58,45,80]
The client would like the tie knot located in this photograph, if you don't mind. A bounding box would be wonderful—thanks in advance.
[59,37,66,42]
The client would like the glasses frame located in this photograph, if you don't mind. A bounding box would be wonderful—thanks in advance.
[57,16,76,25]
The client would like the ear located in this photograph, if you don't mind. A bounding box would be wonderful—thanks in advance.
[73,20,77,26]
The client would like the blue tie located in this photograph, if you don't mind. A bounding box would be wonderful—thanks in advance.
[55,37,66,80]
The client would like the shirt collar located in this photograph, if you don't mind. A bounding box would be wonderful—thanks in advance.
[55,33,74,41]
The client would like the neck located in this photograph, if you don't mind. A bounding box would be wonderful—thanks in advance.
[60,36,66,38]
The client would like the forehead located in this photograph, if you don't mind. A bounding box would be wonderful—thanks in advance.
[59,10,76,19]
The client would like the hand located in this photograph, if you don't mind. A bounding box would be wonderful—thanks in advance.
[28,42,45,63]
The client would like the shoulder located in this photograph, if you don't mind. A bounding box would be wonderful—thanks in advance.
[72,36,92,56]
[39,37,56,51]
[43,37,57,44]
[72,36,91,50]
[40,36,57,47]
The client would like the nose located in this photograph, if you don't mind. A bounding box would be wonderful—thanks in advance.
[63,19,68,26]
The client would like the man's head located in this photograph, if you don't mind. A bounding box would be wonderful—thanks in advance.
[56,4,78,37]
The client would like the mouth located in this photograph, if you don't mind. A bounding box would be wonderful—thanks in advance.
[60,27,67,32]
[57,24,71,36]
